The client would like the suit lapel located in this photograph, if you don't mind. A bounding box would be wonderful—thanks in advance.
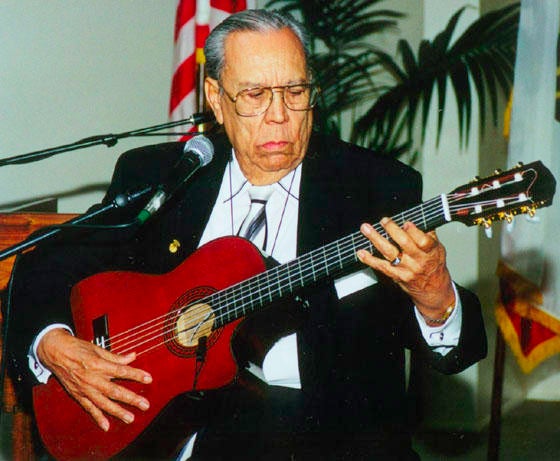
[159,132,232,261]
[297,133,344,256]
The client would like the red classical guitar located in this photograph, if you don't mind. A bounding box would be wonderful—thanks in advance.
[32,161,556,460]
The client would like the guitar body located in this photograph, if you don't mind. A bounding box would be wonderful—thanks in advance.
[32,237,266,461]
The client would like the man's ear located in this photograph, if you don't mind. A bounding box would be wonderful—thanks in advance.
[204,78,224,124]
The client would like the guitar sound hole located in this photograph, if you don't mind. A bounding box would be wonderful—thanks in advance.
[175,302,215,347]
[164,286,220,358]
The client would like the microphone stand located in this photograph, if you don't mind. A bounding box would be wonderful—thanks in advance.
[0,114,211,407]
[0,111,214,255]
[0,187,152,262]
[0,112,212,167]
[0,111,214,259]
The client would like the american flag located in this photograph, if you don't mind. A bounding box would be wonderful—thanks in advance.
[169,0,254,134]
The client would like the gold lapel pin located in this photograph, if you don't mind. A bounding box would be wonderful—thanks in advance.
[168,238,181,254]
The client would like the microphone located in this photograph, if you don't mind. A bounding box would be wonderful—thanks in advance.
[136,135,214,224]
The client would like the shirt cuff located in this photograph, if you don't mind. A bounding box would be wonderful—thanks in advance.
[28,324,74,384]
[414,282,462,356]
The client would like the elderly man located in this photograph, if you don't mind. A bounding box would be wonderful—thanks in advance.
[8,9,486,461]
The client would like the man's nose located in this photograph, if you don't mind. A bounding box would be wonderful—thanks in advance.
[265,89,289,123]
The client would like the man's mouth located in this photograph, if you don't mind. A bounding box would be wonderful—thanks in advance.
[261,141,289,150]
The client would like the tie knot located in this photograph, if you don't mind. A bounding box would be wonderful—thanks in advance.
[247,184,273,203]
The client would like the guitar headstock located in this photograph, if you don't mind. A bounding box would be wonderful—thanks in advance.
[448,161,556,228]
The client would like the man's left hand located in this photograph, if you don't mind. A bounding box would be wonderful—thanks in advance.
[357,217,455,320]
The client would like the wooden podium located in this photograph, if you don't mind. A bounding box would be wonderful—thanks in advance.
[0,212,76,460]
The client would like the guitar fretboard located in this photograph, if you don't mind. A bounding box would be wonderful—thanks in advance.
[206,194,448,327]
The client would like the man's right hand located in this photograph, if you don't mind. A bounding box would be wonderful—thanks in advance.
[37,328,153,432]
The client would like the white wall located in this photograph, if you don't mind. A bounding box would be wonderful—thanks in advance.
[0,1,176,213]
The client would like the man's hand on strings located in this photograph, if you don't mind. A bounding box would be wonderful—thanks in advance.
[37,328,152,432]
[357,217,455,320]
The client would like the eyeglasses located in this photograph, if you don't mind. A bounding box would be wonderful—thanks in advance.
[219,83,320,117]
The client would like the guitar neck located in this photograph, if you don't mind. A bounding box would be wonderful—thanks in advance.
[213,194,448,326]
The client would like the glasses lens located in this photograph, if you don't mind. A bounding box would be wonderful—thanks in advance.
[234,84,319,116]
[236,87,272,116]
[284,85,312,111]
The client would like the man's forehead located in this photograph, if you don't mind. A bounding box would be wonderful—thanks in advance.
[222,28,307,84]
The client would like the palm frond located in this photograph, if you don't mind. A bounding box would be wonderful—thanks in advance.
[351,3,520,151]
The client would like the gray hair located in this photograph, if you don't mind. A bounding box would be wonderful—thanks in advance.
[204,9,312,81]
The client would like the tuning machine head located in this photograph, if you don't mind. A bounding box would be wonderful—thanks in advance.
[474,217,494,238]
[520,204,537,217]
[475,217,493,228]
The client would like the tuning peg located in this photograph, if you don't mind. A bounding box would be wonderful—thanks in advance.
[475,217,493,237]
[494,168,503,175]
[515,161,524,168]
[520,204,539,222]
[474,217,489,227]
[471,175,481,183]
[506,219,515,233]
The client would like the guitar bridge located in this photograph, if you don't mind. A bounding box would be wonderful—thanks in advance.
[93,315,111,350]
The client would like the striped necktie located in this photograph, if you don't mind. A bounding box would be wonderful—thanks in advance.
[237,185,273,250]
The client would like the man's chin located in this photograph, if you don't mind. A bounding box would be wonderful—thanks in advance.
[260,154,300,172]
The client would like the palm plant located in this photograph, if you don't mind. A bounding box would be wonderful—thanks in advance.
[266,0,520,159]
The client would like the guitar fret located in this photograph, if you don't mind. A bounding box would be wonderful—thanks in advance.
[265,270,273,303]
[322,246,329,276]
[420,203,427,230]
[311,255,317,281]
[336,240,343,270]
[275,268,282,298]
[297,260,304,288]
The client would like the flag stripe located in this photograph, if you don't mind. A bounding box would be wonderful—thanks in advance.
[169,53,196,115]
[210,0,247,14]
[169,0,249,131]
[172,17,195,74]
[174,0,196,42]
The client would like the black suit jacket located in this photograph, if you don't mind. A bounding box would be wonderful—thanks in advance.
[7,130,486,441]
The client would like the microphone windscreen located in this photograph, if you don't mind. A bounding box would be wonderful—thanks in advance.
[185,135,214,167]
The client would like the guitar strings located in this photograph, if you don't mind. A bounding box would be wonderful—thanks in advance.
[107,196,446,355]
[107,193,505,356]
[199,193,521,329]
[109,193,521,357]
[106,190,525,357]
[105,195,428,352]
